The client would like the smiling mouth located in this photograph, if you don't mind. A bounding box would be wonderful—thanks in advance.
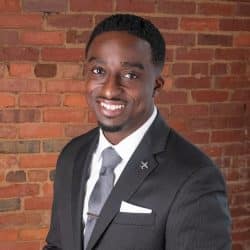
[100,102,125,111]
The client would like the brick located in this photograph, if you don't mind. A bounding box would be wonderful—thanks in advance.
[20,154,58,169]
[0,47,39,61]
[158,1,196,14]
[0,156,18,169]
[34,64,57,78]
[220,19,250,31]
[44,109,85,122]
[230,206,250,218]
[210,117,244,129]
[43,182,53,197]
[19,228,48,240]
[0,213,42,227]
[28,170,48,182]
[0,198,20,212]
[0,109,41,123]
[0,30,18,45]
[19,94,60,107]
[0,125,16,139]
[236,3,250,16]
[198,3,235,16]
[0,0,20,12]
[174,77,211,89]
[64,94,87,107]
[48,14,92,28]
[46,80,85,92]
[66,30,89,44]
[172,63,189,75]
[176,48,213,61]
[215,77,249,89]
[0,184,39,198]
[0,79,41,92]
[6,171,26,182]
[58,64,83,79]
[181,131,209,144]
[155,91,187,104]
[210,103,246,116]
[192,63,208,75]
[232,90,250,102]
[171,105,209,117]
[0,229,18,241]
[211,63,228,75]
[19,123,64,138]
[43,139,68,152]
[0,14,42,28]
[198,34,232,46]
[116,0,156,12]
[25,197,52,210]
[231,62,247,75]
[21,31,64,45]
[188,117,211,130]
[180,18,218,31]
[70,0,112,11]
[0,242,40,250]
[145,16,178,30]
[23,0,67,12]
[234,34,250,47]
[163,33,195,46]
[212,130,245,143]
[42,48,84,62]
[65,124,94,137]
[191,90,229,103]
[0,94,15,107]
[167,118,187,132]
[0,141,40,154]
[215,48,250,60]
[233,230,250,242]
[8,63,33,77]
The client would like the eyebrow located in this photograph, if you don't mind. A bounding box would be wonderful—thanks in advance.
[87,57,144,70]
[121,61,144,70]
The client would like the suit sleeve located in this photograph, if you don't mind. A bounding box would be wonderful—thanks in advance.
[165,166,232,250]
[43,157,63,250]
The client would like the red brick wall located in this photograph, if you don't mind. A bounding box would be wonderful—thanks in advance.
[0,0,249,249]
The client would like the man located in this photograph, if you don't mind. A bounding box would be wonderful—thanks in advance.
[44,14,231,250]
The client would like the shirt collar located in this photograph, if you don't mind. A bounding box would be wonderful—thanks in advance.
[95,106,157,161]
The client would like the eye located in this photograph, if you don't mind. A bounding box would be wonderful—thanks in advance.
[122,72,138,80]
[91,66,105,75]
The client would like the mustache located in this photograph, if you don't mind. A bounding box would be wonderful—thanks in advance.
[97,96,125,102]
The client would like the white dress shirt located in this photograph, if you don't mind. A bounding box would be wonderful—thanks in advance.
[82,107,157,224]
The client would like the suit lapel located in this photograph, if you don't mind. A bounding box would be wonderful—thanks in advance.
[71,130,99,250]
[87,114,170,250]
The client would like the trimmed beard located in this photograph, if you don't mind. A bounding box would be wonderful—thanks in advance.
[98,121,123,133]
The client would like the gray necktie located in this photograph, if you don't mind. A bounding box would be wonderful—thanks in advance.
[84,147,122,249]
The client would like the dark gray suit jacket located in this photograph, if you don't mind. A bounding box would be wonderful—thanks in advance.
[44,113,231,250]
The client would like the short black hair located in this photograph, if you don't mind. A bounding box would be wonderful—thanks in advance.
[85,14,166,69]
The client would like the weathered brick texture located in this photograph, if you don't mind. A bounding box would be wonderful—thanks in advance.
[0,0,249,249]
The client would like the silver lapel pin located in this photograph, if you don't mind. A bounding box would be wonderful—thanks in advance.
[140,161,149,170]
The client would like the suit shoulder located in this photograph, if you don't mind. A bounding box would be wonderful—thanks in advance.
[167,128,216,171]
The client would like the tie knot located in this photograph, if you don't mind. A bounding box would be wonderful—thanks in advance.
[100,147,121,174]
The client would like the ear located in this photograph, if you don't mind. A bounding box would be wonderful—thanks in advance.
[153,76,164,97]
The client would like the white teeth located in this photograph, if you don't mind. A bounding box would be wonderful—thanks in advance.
[100,102,125,111]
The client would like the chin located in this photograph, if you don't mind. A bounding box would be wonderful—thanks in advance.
[98,122,123,133]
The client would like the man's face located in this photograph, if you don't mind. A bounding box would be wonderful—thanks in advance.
[85,31,163,143]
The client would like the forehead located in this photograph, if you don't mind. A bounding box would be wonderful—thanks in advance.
[86,31,152,63]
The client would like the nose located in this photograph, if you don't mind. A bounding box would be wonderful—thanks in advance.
[101,74,121,99]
